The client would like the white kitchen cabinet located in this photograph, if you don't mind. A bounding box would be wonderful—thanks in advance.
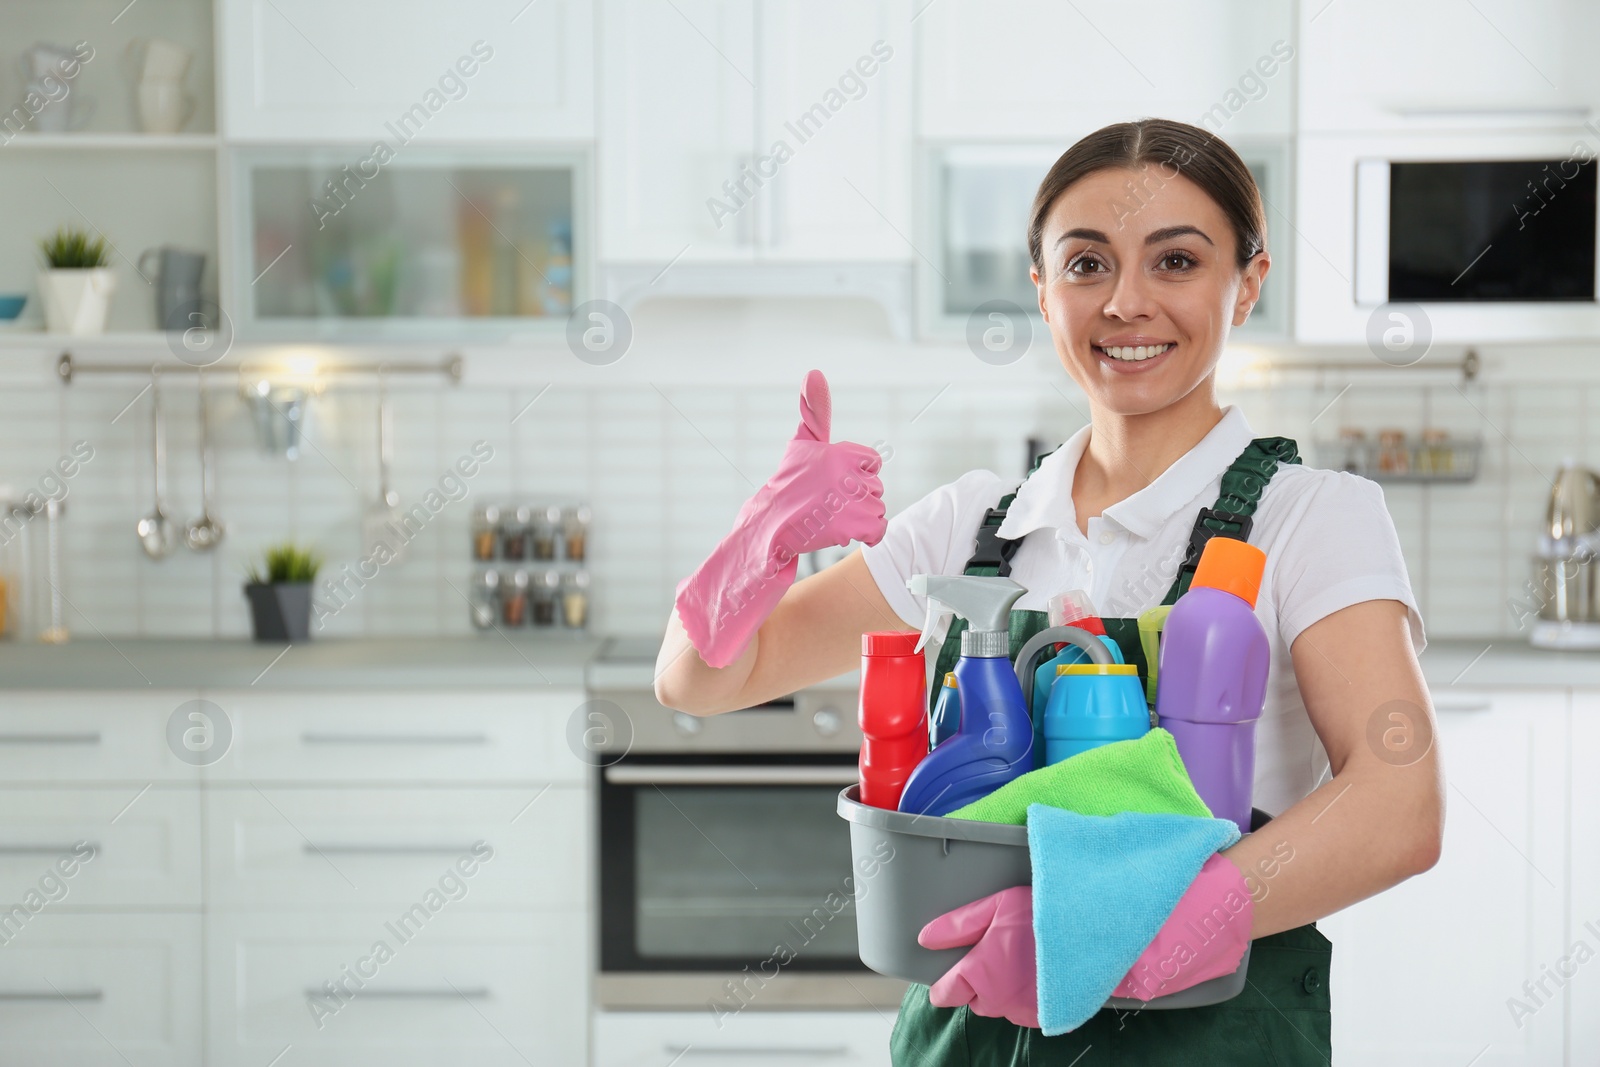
[1298,0,1600,134]
[915,0,1295,140]
[207,909,587,1067]
[0,913,203,1067]
[753,0,913,260]
[0,788,201,909]
[198,688,588,783]
[1321,689,1569,1066]
[204,786,586,909]
[597,0,913,262]
[594,1009,895,1067]
[220,0,595,141]
[0,692,202,783]
[1570,691,1600,1066]
[598,0,757,260]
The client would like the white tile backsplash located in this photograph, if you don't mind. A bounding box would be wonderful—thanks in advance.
[2,367,1587,643]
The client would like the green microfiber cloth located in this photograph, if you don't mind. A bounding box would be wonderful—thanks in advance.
[946,728,1212,825]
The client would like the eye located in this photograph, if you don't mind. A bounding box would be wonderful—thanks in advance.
[1066,252,1107,276]
[1157,250,1198,271]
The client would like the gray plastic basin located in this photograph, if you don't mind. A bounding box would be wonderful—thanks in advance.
[838,785,1249,1011]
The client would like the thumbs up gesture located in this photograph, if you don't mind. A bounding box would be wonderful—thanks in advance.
[674,370,888,668]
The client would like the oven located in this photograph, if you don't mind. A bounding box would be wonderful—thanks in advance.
[587,654,906,1011]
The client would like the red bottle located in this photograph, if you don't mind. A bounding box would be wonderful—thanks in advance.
[858,632,928,809]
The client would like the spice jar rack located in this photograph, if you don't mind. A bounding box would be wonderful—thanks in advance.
[1314,430,1483,484]
[469,500,591,633]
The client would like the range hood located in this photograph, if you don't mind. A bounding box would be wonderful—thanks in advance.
[599,261,915,341]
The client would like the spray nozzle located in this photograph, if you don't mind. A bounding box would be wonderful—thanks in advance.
[907,574,1027,658]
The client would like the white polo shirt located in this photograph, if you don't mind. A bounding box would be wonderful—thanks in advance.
[860,406,1424,817]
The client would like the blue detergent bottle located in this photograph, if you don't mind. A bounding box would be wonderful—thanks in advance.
[896,575,1031,817]
[1028,590,1123,768]
[1041,662,1150,763]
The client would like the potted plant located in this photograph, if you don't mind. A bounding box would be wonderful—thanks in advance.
[244,543,322,643]
[38,226,115,336]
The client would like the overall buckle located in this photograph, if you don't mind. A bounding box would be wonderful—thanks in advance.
[1181,507,1254,573]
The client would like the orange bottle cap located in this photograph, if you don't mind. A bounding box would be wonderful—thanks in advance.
[1192,536,1266,608]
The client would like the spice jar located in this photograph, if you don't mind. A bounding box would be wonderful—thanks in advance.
[501,506,531,561]
[469,568,499,630]
[471,504,501,562]
[532,505,561,561]
[500,569,529,627]
[1421,428,1452,475]
[531,568,560,627]
[563,504,591,562]
[561,569,590,629]
[1376,429,1409,475]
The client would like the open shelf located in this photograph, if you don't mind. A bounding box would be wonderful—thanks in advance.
[0,133,218,151]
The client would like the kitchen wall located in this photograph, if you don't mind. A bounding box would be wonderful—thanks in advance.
[3,331,1591,645]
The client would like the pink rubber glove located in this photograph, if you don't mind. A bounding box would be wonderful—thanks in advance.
[1111,852,1255,1001]
[673,370,886,669]
[917,886,1039,1029]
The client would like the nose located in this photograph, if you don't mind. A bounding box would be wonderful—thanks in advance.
[1101,266,1158,323]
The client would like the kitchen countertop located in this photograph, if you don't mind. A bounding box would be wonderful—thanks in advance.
[0,635,605,690]
[0,634,1594,693]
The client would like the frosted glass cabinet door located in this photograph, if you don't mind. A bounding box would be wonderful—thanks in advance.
[1321,690,1568,1067]
[233,148,583,339]
[220,0,594,140]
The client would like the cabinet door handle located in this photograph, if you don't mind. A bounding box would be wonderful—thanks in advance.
[299,732,489,746]
[304,987,489,1000]
[664,1045,849,1058]
[1433,701,1492,713]
[0,989,103,1001]
[0,732,101,745]
[0,844,99,855]
[302,843,484,856]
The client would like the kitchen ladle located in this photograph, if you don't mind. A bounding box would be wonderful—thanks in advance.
[184,368,224,551]
[136,367,179,559]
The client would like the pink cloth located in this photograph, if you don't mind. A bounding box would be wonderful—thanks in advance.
[1111,852,1255,1001]
[918,886,1039,1029]
[673,370,886,669]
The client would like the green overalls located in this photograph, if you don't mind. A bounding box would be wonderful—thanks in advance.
[891,438,1334,1066]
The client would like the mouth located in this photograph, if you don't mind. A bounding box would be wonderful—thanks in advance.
[1092,342,1175,369]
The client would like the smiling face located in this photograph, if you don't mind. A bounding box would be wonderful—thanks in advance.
[1031,164,1268,418]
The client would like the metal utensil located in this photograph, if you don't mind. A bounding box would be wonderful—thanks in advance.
[361,371,405,561]
[184,368,224,551]
[136,368,178,559]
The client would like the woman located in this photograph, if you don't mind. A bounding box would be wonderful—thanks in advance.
[657,119,1444,1064]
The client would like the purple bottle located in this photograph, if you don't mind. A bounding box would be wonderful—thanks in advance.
[1154,536,1270,835]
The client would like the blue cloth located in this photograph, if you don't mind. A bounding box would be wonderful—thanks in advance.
[1026,803,1242,1035]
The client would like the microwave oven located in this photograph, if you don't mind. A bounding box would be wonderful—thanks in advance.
[1354,156,1598,305]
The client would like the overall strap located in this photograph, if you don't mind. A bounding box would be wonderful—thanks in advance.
[1160,436,1300,604]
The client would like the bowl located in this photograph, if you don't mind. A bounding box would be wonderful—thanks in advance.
[0,295,26,320]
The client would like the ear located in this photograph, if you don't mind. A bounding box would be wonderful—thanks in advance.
[1030,265,1049,323]
[1232,252,1270,328]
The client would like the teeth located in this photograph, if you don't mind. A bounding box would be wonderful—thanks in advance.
[1100,344,1172,362]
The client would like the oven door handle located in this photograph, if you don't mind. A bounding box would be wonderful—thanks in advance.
[603,766,859,787]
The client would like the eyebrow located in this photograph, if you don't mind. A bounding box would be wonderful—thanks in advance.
[1055,225,1215,247]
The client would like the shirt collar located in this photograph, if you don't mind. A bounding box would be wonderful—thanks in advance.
[994,407,1255,542]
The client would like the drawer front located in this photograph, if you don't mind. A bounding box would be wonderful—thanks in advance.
[0,788,201,909]
[207,910,586,1067]
[595,1010,894,1067]
[200,689,588,783]
[205,787,587,909]
[0,913,202,1066]
[0,692,202,783]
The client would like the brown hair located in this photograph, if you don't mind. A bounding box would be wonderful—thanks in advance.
[1027,119,1266,273]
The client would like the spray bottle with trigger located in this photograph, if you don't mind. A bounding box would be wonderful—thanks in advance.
[896,574,1032,817]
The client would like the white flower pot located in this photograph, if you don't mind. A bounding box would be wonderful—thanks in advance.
[39,268,116,335]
